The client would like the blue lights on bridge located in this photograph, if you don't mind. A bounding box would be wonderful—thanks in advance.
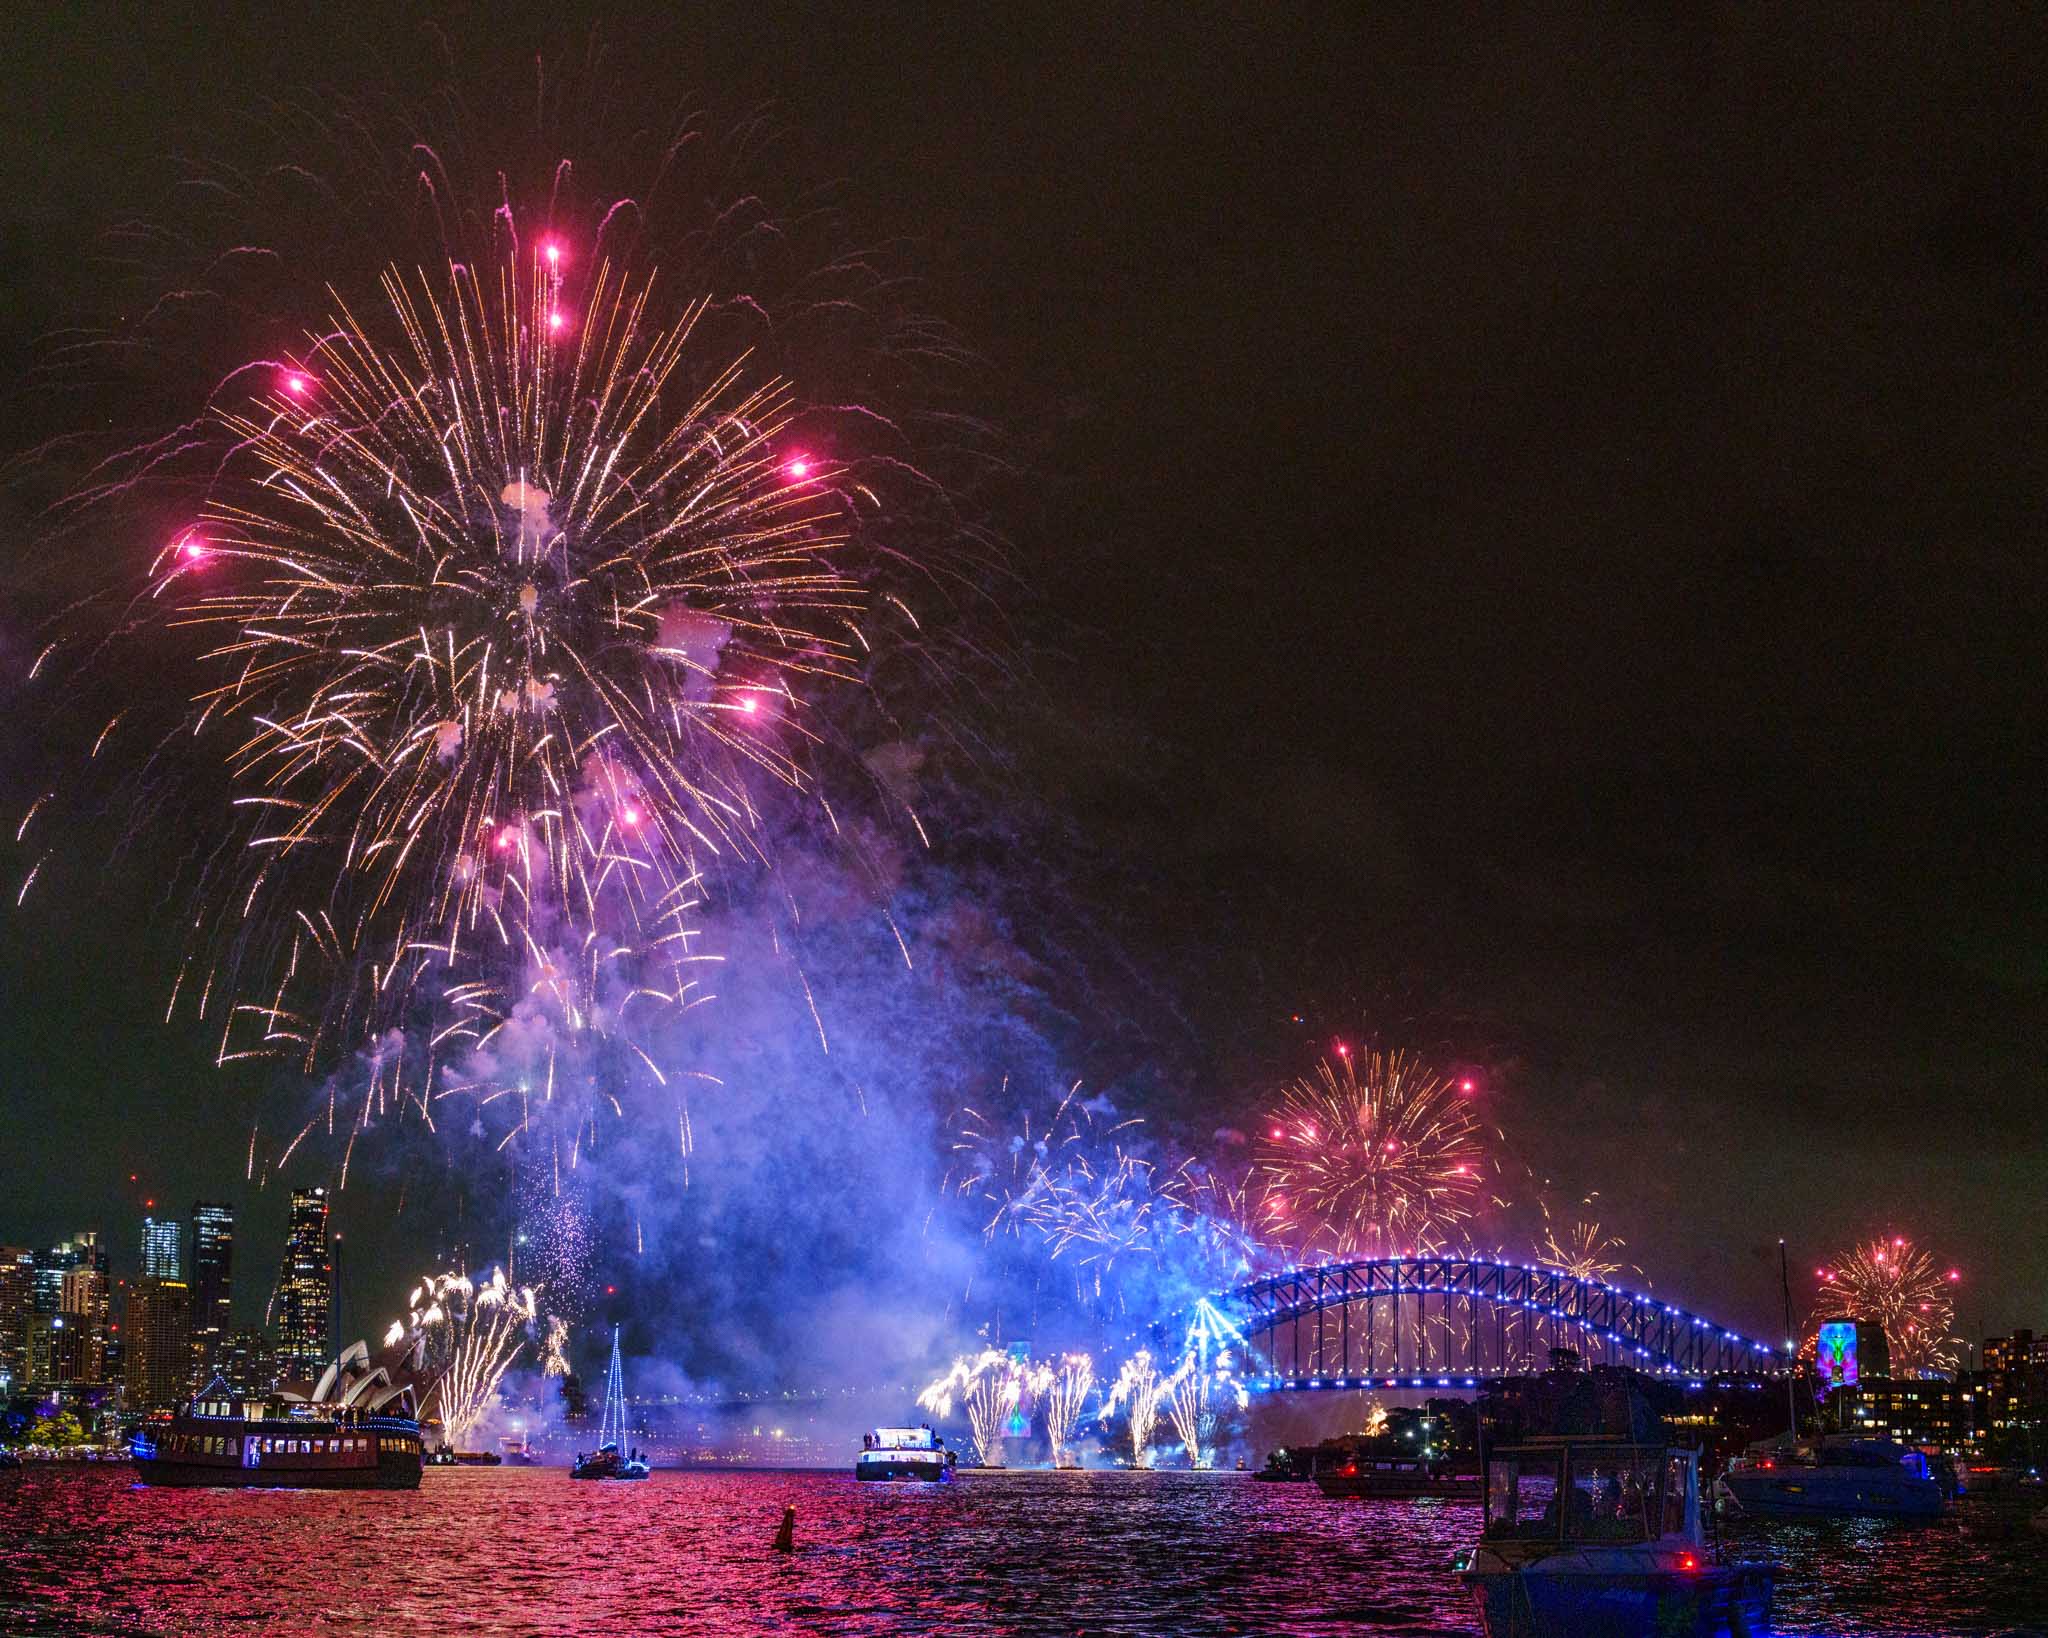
[1203,1255,1790,1383]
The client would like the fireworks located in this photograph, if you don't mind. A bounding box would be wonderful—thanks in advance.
[125,243,891,1161]
[1254,1050,1483,1260]
[917,1350,1022,1467]
[1160,1344,1248,1470]
[1537,1192,1637,1284]
[948,1092,1269,1305]
[1103,1349,1171,1469]
[1029,1352,1096,1467]
[384,1267,544,1450]
[1811,1235,1960,1376]
[538,1315,572,1378]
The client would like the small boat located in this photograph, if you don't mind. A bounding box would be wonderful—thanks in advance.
[452,1449,503,1466]
[1316,1455,1481,1501]
[1455,1437,1772,1638]
[569,1327,651,1481]
[1714,1433,1945,1521]
[856,1425,956,1482]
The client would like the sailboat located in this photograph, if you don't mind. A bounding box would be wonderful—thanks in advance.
[569,1328,651,1481]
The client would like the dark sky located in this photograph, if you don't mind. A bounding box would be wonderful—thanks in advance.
[1,6,2042,1344]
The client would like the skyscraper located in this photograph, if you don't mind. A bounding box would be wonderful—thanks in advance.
[189,1201,234,1386]
[219,1328,278,1398]
[58,1264,110,1383]
[0,1246,32,1390]
[125,1277,192,1412]
[141,1216,182,1280]
[33,1231,106,1315]
[274,1187,332,1380]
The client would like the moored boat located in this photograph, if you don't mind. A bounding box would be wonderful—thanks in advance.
[856,1425,956,1482]
[569,1326,651,1481]
[1316,1455,1480,1501]
[133,1368,424,1490]
[1456,1437,1772,1638]
[1713,1433,1944,1521]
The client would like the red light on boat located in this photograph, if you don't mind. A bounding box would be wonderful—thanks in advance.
[1678,1553,1698,1572]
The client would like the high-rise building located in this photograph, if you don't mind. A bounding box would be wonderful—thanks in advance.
[189,1201,234,1386]
[275,1187,332,1380]
[58,1264,110,1383]
[0,1246,32,1390]
[219,1328,278,1399]
[125,1277,193,1413]
[141,1216,182,1280]
[33,1232,107,1315]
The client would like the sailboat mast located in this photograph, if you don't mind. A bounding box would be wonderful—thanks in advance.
[1778,1239,1798,1439]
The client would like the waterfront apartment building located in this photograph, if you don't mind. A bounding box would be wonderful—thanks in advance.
[0,1246,32,1388]
[1835,1377,1971,1453]
[1980,1329,2047,1452]
[125,1277,193,1413]
[189,1201,234,1387]
[141,1215,182,1280]
[274,1188,332,1380]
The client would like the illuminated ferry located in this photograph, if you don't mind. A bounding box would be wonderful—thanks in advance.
[133,1349,425,1490]
[856,1426,956,1482]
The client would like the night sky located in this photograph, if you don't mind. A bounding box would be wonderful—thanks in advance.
[1,7,2041,1349]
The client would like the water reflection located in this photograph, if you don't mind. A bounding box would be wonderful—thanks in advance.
[0,1466,2038,1636]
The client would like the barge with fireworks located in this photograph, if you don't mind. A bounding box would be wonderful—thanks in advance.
[857,1426,957,1482]
[133,1360,425,1490]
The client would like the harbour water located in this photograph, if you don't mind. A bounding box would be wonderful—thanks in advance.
[0,1465,2041,1636]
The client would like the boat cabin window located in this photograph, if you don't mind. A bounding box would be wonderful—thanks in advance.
[1485,1448,1671,1543]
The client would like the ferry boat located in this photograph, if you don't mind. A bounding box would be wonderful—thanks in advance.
[856,1425,956,1482]
[1316,1455,1481,1501]
[1454,1437,1773,1638]
[133,1361,424,1490]
[1713,1433,1945,1521]
[569,1326,651,1481]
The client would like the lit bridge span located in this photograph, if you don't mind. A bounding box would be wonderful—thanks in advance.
[1203,1255,1788,1392]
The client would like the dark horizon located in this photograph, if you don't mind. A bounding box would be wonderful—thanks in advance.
[1,5,2041,1359]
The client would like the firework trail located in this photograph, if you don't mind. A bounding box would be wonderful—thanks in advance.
[948,1091,1270,1307]
[538,1314,572,1378]
[1254,1049,1484,1260]
[917,1350,1022,1467]
[1810,1235,1961,1376]
[384,1267,545,1449]
[1161,1344,1248,1470]
[1537,1191,1639,1283]
[1028,1352,1095,1468]
[1104,1349,1172,1470]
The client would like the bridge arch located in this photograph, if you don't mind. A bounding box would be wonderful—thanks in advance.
[1209,1256,1786,1390]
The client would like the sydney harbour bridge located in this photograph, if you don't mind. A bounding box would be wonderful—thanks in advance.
[1195,1254,1788,1393]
